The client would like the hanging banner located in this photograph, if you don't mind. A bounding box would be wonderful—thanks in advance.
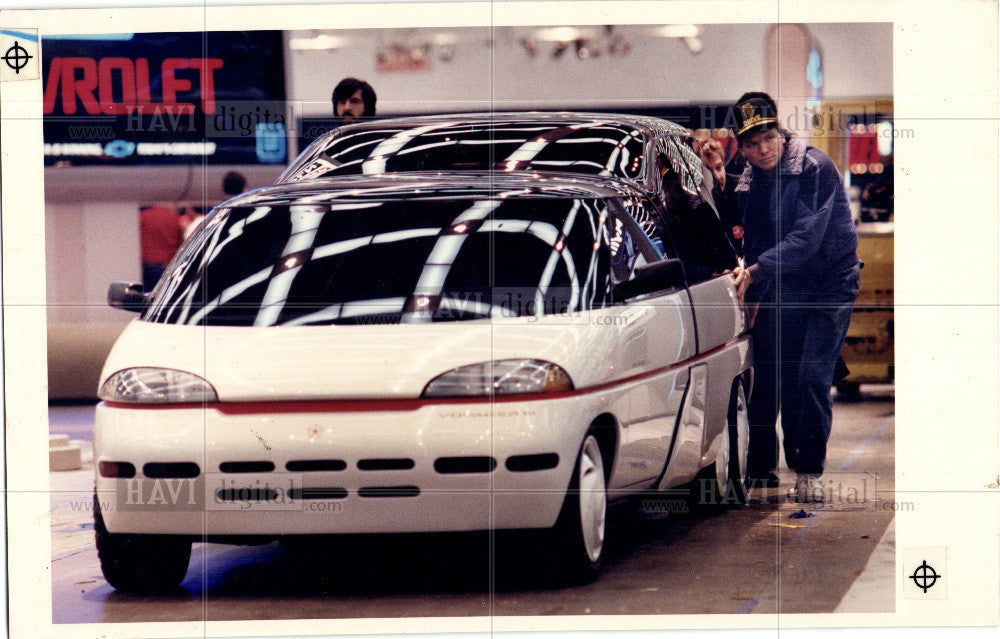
[42,31,286,165]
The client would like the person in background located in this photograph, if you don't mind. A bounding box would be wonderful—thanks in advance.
[178,206,200,241]
[183,171,248,242]
[727,92,860,503]
[693,134,727,190]
[222,170,246,197]
[693,134,744,255]
[139,203,185,290]
[332,77,377,126]
[656,152,739,282]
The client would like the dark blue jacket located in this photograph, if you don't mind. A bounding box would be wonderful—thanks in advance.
[735,136,859,293]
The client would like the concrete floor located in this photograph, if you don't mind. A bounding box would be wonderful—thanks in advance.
[49,387,895,623]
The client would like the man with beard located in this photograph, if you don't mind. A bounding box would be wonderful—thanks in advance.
[332,77,377,126]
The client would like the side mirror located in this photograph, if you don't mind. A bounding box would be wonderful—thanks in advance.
[613,258,686,300]
[108,281,149,313]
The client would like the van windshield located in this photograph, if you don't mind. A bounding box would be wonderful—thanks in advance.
[143,196,615,326]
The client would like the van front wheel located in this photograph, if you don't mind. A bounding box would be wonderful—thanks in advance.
[94,496,192,593]
[547,432,607,584]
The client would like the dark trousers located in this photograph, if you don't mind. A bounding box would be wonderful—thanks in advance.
[746,264,860,476]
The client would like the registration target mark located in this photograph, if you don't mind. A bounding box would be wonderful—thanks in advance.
[1,29,39,81]
[3,42,31,73]
[909,560,942,593]
[903,546,948,600]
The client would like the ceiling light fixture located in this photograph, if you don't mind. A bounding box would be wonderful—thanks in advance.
[535,26,584,42]
[289,34,347,50]
[659,24,702,39]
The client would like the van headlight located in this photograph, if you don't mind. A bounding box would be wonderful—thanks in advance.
[422,359,573,398]
[99,368,218,404]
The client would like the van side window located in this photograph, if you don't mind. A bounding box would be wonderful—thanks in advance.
[657,168,738,285]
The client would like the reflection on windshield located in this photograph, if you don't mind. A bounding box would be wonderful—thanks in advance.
[143,196,615,326]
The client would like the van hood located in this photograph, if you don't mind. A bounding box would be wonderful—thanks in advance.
[99,318,632,401]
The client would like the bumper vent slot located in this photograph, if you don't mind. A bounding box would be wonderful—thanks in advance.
[217,488,279,502]
[358,486,420,498]
[506,453,559,472]
[358,458,415,471]
[289,488,348,500]
[434,456,497,474]
[143,462,200,478]
[286,460,347,472]
[98,461,136,478]
[220,461,275,473]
